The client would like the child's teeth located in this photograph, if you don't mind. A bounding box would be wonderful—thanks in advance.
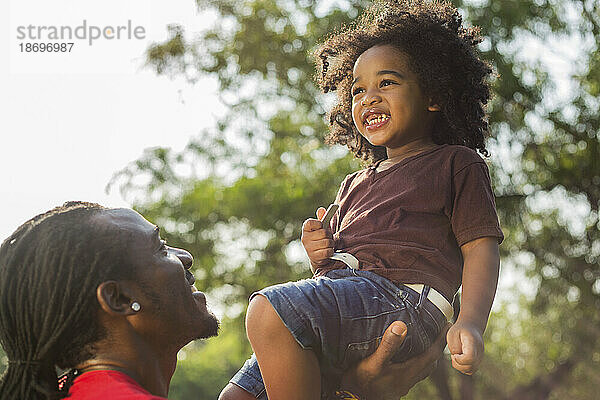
[367,114,388,125]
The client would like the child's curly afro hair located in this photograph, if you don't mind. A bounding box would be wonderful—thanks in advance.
[314,0,493,163]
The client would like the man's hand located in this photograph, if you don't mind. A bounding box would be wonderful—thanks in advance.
[301,207,334,272]
[340,321,451,399]
[446,320,484,375]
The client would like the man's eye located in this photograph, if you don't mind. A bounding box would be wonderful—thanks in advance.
[380,79,395,87]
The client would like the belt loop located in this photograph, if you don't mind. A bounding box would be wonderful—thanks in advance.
[399,289,408,300]
[415,285,431,312]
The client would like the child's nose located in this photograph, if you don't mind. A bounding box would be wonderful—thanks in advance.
[361,91,382,106]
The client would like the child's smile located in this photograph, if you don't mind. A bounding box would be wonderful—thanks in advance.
[363,110,390,130]
[351,44,440,158]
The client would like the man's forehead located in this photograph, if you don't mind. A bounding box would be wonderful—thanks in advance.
[92,208,156,235]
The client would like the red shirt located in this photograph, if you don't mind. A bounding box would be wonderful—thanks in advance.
[68,370,167,399]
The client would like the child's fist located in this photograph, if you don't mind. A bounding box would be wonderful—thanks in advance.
[446,321,484,375]
[301,207,334,272]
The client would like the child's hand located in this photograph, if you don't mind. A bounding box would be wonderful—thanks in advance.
[301,207,334,271]
[446,321,484,375]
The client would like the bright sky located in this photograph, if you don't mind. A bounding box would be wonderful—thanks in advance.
[1,0,226,242]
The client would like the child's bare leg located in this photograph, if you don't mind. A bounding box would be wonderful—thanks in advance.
[218,383,256,400]
[246,294,321,400]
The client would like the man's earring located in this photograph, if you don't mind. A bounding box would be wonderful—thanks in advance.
[428,102,441,112]
[131,301,141,312]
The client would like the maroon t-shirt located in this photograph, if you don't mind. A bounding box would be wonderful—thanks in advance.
[316,144,504,301]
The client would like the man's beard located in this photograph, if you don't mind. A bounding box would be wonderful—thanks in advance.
[195,310,220,340]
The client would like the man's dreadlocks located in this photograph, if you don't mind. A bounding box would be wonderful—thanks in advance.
[0,201,135,399]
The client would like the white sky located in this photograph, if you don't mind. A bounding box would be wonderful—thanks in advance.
[2,0,223,242]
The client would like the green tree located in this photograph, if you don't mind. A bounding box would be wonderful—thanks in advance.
[0,347,5,376]
[111,0,600,398]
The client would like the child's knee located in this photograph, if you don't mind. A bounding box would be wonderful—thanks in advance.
[218,383,256,400]
[246,295,284,343]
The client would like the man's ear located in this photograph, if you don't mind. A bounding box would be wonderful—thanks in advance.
[97,281,138,316]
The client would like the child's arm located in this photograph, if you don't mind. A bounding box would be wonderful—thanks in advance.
[447,236,500,375]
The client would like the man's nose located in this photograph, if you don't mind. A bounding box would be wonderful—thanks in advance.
[169,247,193,269]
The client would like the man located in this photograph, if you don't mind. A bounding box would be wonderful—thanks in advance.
[0,202,447,399]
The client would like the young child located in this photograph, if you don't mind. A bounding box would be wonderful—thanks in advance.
[228,1,503,399]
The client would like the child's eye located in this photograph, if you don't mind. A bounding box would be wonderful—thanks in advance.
[352,87,364,96]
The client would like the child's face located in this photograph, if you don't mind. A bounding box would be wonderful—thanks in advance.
[351,44,439,157]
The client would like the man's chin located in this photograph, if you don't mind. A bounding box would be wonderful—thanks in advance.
[194,312,220,340]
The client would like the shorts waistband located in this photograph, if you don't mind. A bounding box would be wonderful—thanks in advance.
[403,284,453,322]
[330,251,454,322]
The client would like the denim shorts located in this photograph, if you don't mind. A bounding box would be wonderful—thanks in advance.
[229,268,447,399]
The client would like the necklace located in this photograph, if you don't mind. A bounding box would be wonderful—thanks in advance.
[58,362,136,392]
[78,361,140,380]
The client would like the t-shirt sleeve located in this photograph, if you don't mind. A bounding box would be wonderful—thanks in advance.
[450,162,504,246]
